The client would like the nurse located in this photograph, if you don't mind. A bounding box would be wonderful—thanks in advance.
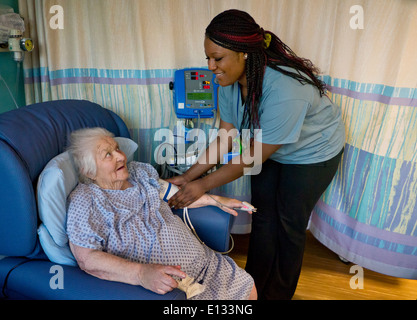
[168,9,345,300]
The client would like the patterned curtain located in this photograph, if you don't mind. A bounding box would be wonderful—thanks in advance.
[19,0,417,276]
[308,2,417,279]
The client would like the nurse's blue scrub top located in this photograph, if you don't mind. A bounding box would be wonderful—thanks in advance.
[219,66,345,164]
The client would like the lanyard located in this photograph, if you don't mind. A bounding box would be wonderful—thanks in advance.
[237,85,240,123]
[236,85,245,132]
[234,85,243,154]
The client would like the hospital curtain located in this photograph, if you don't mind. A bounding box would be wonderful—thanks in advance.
[19,0,417,277]
[307,1,417,279]
[18,0,213,163]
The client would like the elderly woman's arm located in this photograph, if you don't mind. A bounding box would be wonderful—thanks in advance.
[69,242,186,295]
[187,194,250,216]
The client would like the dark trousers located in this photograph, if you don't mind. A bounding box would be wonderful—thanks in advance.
[245,149,343,300]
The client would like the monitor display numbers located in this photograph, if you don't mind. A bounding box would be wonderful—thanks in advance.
[187,92,213,100]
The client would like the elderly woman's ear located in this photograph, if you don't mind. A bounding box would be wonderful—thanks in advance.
[84,170,95,181]
[77,166,96,183]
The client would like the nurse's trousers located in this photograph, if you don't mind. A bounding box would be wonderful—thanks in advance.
[245,148,344,300]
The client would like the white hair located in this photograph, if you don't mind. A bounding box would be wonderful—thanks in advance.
[68,127,114,183]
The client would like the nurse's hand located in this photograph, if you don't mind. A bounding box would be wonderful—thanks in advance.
[166,174,188,188]
[168,179,206,209]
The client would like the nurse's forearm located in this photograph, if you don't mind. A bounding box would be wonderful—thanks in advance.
[168,141,280,209]
[199,140,282,191]
[183,120,238,183]
[183,134,231,182]
[199,157,248,191]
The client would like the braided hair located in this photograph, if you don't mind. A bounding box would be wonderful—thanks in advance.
[205,9,326,130]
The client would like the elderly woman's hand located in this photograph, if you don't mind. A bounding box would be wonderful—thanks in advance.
[206,195,255,216]
[137,264,186,295]
[70,242,186,295]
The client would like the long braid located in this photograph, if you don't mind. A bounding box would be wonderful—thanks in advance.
[205,9,326,130]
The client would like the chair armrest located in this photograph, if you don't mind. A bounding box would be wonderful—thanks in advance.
[172,206,234,253]
[0,257,185,300]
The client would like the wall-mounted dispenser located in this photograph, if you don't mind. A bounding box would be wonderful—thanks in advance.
[0,7,33,62]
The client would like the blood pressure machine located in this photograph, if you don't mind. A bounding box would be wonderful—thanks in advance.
[170,68,219,119]
[158,68,218,177]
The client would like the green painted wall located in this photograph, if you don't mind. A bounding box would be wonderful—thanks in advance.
[0,0,26,113]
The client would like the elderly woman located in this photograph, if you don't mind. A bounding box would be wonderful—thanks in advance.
[66,127,256,300]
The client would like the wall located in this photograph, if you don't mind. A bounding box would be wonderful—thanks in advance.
[0,0,26,113]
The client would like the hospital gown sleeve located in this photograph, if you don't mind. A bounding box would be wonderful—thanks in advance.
[128,161,160,187]
[66,184,108,251]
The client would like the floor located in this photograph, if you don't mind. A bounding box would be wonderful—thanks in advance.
[229,231,417,300]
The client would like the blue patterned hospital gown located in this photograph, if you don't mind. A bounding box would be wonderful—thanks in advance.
[66,162,253,299]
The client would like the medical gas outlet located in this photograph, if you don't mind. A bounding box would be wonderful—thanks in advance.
[8,29,34,62]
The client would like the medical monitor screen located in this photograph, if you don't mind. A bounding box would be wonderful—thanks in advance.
[187,92,212,101]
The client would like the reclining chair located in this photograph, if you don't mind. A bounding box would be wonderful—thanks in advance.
[0,100,233,300]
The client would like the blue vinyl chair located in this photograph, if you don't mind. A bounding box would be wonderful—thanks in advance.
[0,100,233,300]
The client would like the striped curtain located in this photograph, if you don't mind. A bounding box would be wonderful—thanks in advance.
[311,78,417,279]
[19,0,417,275]
[308,1,417,279]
